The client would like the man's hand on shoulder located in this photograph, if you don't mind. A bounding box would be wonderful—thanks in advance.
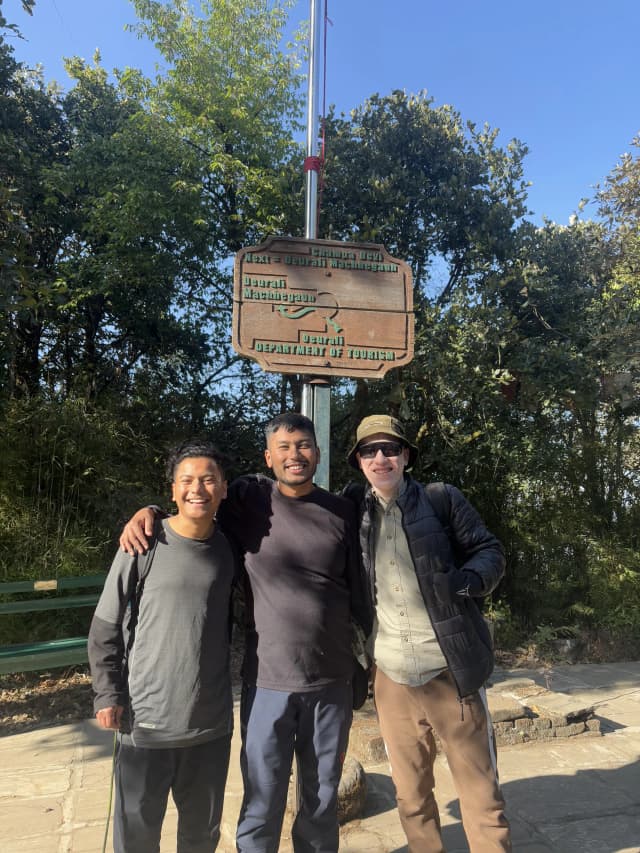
[119,507,158,555]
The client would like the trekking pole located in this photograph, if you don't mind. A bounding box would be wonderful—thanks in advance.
[101,732,117,853]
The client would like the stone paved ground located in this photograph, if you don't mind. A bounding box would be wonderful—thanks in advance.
[1,661,639,852]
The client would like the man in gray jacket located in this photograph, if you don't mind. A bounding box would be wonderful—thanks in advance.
[89,439,236,853]
[345,414,512,852]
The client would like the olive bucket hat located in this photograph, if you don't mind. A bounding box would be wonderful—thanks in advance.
[347,414,419,470]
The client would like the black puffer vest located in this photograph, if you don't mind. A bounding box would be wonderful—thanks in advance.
[346,477,505,698]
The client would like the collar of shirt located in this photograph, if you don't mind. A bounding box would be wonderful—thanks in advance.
[372,477,407,510]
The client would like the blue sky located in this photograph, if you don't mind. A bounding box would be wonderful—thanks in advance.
[4,0,639,226]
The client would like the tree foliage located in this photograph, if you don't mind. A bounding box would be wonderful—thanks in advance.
[0,0,303,591]
[321,91,529,304]
[130,0,306,247]
[321,102,639,640]
[1,0,305,408]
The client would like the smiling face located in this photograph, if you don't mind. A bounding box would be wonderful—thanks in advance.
[264,427,319,497]
[356,432,410,500]
[171,456,228,536]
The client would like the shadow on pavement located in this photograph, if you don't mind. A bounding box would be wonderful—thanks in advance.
[443,759,640,852]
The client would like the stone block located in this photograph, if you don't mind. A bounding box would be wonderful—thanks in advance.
[514,717,534,731]
[535,711,569,727]
[490,677,536,693]
[348,720,385,764]
[489,701,526,723]
[529,729,556,741]
[490,703,525,723]
[514,684,550,698]
[531,717,552,730]
[337,758,367,824]
[495,728,529,746]
[0,797,63,840]
[0,767,70,798]
[525,695,594,723]
[554,721,587,738]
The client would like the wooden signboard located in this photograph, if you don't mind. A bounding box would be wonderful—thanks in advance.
[232,236,413,379]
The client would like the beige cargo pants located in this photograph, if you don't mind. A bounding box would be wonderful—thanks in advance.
[374,667,512,852]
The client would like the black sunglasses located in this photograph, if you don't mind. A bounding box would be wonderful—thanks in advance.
[358,441,404,459]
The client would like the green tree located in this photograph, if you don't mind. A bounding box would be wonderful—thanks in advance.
[0,41,70,396]
[2,0,307,409]
[597,135,640,379]
[321,91,529,303]
[130,0,306,248]
[400,216,639,638]
[319,91,533,483]
[0,0,305,593]
[323,109,639,642]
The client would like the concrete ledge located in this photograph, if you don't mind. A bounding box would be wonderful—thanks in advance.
[488,681,601,745]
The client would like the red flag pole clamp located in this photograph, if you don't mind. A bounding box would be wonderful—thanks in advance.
[303,155,323,173]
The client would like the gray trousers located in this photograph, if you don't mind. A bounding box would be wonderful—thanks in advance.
[113,732,232,853]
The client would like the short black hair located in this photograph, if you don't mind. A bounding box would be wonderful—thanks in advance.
[165,439,228,483]
[264,412,317,445]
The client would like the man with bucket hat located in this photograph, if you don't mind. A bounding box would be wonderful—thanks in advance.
[344,414,512,852]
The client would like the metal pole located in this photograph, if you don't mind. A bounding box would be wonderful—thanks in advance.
[302,378,330,487]
[293,6,331,816]
[304,0,322,242]
[300,0,330,490]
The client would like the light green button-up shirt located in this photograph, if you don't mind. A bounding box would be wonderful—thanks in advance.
[369,483,448,686]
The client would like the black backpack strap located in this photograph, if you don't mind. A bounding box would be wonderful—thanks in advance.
[425,481,451,532]
[426,481,472,572]
[342,481,366,506]
[119,523,162,732]
[130,526,160,626]
[123,521,161,663]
